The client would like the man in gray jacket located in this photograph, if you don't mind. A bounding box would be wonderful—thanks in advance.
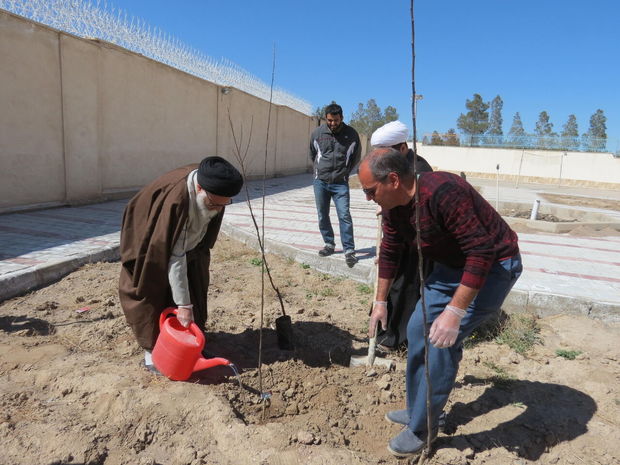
[309,103,361,267]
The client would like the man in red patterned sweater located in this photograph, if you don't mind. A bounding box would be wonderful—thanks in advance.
[358,148,522,458]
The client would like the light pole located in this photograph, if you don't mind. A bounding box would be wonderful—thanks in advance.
[414,94,424,120]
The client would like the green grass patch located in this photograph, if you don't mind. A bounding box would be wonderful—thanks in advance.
[495,314,541,354]
[483,361,516,390]
[319,287,335,297]
[300,263,311,269]
[555,349,582,360]
[463,319,502,349]
[356,284,373,295]
[249,257,263,266]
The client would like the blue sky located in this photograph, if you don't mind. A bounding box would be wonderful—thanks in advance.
[101,0,618,147]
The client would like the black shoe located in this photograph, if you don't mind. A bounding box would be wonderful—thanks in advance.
[345,251,358,267]
[318,245,335,257]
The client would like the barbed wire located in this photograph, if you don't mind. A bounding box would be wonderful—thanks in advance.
[0,0,313,115]
[421,132,613,153]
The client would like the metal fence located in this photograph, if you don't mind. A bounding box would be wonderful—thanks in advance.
[0,0,313,115]
[422,133,617,155]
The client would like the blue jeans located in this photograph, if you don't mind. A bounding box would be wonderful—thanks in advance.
[405,254,522,434]
[313,179,355,253]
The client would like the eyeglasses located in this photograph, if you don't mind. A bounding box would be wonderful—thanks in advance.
[362,185,378,198]
[205,192,233,208]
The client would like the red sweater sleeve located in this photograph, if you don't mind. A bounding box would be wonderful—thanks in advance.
[378,212,405,280]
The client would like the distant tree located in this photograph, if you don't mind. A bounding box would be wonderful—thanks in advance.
[456,93,489,145]
[384,105,398,123]
[313,100,337,119]
[560,114,579,150]
[588,109,607,138]
[534,111,555,148]
[508,112,526,147]
[443,128,460,146]
[583,109,607,152]
[534,111,554,136]
[487,95,504,144]
[349,99,398,137]
[430,131,444,145]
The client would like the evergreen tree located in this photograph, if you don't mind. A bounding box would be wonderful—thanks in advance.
[487,95,503,140]
[349,99,398,137]
[560,114,579,150]
[534,111,554,136]
[508,112,526,147]
[583,109,607,151]
[534,111,555,148]
[430,131,444,145]
[588,109,607,138]
[443,128,460,146]
[456,93,489,145]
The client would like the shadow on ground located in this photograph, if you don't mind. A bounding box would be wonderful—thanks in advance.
[438,376,597,461]
[0,315,56,335]
[188,320,362,385]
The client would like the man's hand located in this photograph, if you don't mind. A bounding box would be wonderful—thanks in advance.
[176,305,194,328]
[429,305,466,348]
[368,301,388,338]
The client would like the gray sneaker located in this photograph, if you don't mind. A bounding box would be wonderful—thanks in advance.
[387,427,438,458]
[385,410,447,431]
[385,409,409,426]
[387,428,425,458]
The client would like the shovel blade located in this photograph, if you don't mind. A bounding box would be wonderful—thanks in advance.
[275,315,294,350]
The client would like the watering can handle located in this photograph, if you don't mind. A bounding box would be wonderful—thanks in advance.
[159,307,205,347]
[159,307,178,328]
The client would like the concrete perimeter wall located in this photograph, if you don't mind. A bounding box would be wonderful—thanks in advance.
[0,10,319,212]
[419,145,620,189]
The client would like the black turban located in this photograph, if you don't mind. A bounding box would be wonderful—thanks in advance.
[197,156,243,197]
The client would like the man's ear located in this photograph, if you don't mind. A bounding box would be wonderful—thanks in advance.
[388,172,400,188]
[196,183,203,192]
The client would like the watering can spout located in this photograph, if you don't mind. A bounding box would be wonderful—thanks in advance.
[193,356,231,374]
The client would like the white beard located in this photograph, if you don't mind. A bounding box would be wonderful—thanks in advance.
[196,189,209,212]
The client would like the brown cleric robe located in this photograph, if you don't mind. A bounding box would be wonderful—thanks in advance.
[118,164,223,350]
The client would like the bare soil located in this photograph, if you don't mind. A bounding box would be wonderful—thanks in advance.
[499,209,577,223]
[538,193,620,212]
[1,234,619,465]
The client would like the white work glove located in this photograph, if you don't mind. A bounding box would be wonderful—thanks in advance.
[368,301,388,338]
[176,304,194,328]
[429,305,466,348]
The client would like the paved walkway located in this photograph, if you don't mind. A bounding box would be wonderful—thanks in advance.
[1,174,619,322]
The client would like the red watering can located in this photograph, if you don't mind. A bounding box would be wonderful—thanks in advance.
[152,308,231,381]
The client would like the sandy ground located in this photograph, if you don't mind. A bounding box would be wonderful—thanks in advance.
[1,233,619,465]
[537,193,620,212]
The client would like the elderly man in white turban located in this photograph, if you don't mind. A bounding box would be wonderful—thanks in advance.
[368,121,433,352]
[371,120,432,172]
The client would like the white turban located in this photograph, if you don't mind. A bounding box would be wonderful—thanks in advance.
[371,121,409,147]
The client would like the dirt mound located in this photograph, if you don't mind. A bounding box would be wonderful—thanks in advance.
[1,235,618,464]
